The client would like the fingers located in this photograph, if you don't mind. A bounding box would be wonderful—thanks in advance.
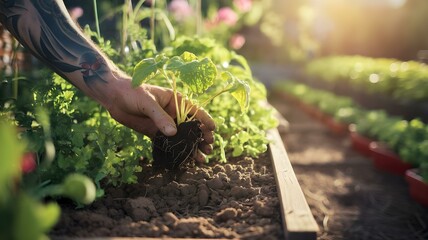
[199,141,213,155]
[200,122,214,138]
[148,85,215,132]
[145,103,177,136]
[195,150,206,163]
[192,107,216,131]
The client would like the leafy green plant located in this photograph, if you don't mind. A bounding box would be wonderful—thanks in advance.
[275,80,363,125]
[0,117,96,240]
[334,107,363,125]
[396,119,427,166]
[306,56,428,101]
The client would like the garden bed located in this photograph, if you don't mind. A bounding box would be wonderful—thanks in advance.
[267,92,428,240]
[49,128,318,240]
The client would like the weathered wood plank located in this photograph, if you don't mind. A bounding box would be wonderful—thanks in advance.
[267,128,319,240]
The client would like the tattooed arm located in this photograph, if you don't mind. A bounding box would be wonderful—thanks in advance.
[0,0,215,158]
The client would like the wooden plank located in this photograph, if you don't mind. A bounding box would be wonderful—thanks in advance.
[267,128,319,240]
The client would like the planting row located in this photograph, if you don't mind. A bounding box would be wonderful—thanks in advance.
[273,80,428,206]
[305,56,428,102]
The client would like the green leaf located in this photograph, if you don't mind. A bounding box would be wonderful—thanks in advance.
[166,52,217,94]
[232,146,244,157]
[132,56,167,87]
[62,173,96,205]
[35,201,61,232]
[13,193,60,240]
[231,78,251,113]
[218,72,250,113]
[214,133,227,163]
[0,119,25,203]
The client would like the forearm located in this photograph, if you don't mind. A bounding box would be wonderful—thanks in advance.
[0,0,124,108]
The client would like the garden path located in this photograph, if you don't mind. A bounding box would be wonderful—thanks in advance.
[268,90,428,240]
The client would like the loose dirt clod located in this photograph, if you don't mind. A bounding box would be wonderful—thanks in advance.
[124,197,158,221]
[214,208,238,222]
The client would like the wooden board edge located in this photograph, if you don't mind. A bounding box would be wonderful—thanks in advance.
[267,128,319,240]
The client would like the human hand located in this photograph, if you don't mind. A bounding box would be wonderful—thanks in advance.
[105,78,216,161]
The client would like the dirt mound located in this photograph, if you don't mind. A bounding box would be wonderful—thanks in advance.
[51,155,284,239]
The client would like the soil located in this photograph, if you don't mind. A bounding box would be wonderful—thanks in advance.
[50,153,284,239]
[152,120,203,172]
[269,92,428,240]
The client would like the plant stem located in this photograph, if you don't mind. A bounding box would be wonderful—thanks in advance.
[93,0,101,38]
[171,74,183,124]
[199,89,229,108]
[150,0,156,47]
[162,69,182,125]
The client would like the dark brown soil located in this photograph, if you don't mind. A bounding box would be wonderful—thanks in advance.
[152,120,203,172]
[269,93,428,240]
[50,154,284,239]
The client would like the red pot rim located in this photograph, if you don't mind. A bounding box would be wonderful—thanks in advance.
[406,168,425,182]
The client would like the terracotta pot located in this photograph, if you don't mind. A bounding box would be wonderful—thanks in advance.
[348,127,375,157]
[369,143,412,175]
[405,169,428,207]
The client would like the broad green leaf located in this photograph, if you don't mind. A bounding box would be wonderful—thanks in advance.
[231,78,251,113]
[218,71,250,113]
[132,55,168,87]
[167,52,217,94]
[171,37,215,57]
[181,51,198,62]
[132,58,158,87]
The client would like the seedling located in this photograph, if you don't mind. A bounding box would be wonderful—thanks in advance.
[132,51,250,172]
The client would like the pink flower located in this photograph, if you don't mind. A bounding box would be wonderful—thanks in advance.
[215,7,238,26]
[234,0,252,12]
[168,0,193,22]
[69,7,84,22]
[21,152,37,174]
[229,34,246,50]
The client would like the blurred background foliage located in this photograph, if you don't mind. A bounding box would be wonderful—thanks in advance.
[238,0,428,63]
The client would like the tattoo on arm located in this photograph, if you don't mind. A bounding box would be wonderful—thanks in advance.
[0,0,108,86]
